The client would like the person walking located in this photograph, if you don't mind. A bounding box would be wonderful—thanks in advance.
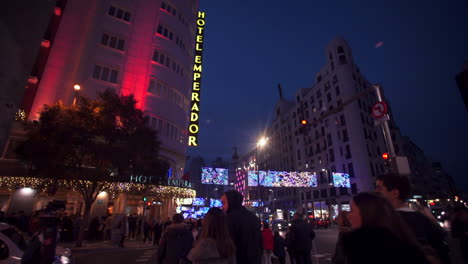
[119,215,128,248]
[261,222,274,264]
[289,212,315,264]
[343,192,430,264]
[153,219,163,246]
[157,213,193,264]
[285,227,295,264]
[104,214,113,241]
[221,190,262,264]
[143,218,152,243]
[376,174,451,264]
[331,211,352,264]
[128,214,137,239]
[187,207,236,264]
[273,231,286,264]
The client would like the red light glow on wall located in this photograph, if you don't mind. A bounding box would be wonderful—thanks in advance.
[54,7,62,16]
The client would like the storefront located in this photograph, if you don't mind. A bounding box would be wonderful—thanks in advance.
[0,176,195,220]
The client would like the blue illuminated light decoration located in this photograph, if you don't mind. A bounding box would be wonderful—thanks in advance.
[332,172,351,188]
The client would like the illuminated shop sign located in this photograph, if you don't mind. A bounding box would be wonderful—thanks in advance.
[188,11,206,147]
[129,175,192,188]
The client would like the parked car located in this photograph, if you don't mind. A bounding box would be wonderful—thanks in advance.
[271,220,289,231]
[0,223,73,264]
[311,218,330,229]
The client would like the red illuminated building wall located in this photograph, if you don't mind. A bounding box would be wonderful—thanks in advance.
[24,0,198,178]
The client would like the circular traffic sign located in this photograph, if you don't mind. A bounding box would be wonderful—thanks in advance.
[371,101,388,119]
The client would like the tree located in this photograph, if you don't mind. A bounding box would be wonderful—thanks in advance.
[17,89,168,247]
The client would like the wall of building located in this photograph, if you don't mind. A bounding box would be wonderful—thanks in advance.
[27,0,199,178]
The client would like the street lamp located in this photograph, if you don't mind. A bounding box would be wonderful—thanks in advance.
[255,136,268,219]
[73,84,81,105]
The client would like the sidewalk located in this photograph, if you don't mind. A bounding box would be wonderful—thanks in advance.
[59,239,156,253]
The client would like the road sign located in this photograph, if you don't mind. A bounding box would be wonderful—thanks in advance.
[373,115,390,127]
[371,101,388,119]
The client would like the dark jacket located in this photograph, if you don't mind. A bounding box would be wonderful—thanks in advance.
[273,234,286,257]
[398,210,450,264]
[342,227,430,264]
[225,191,262,264]
[157,223,194,264]
[289,218,315,253]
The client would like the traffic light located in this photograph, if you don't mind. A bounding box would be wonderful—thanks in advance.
[301,119,307,125]
[382,153,392,172]
[143,196,147,202]
[146,202,151,207]
[382,153,389,160]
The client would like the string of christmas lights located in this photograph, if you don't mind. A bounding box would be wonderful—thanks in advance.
[0,177,195,198]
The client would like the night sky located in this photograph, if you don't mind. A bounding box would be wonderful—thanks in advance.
[187,0,468,191]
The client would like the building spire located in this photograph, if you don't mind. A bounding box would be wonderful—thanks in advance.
[278,83,283,99]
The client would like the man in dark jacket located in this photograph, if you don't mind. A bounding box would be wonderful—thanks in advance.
[157,214,193,264]
[222,190,262,264]
[289,212,315,264]
[376,174,451,264]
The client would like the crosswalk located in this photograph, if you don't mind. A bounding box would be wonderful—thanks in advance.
[135,248,157,263]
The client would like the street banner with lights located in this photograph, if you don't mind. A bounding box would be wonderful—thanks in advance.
[188,11,206,147]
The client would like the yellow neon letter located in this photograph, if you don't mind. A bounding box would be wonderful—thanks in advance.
[191,92,200,102]
[196,35,203,43]
[191,102,200,111]
[195,43,203,51]
[197,27,204,35]
[197,19,205,27]
[195,55,202,63]
[193,82,200,91]
[193,64,202,72]
[189,124,199,134]
[190,112,199,122]
[193,73,201,81]
[198,11,205,18]
[188,136,198,146]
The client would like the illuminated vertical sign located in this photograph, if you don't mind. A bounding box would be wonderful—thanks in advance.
[188,11,205,147]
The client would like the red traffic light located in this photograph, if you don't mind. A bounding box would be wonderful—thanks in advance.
[301,120,307,125]
[382,153,389,160]
[146,202,151,206]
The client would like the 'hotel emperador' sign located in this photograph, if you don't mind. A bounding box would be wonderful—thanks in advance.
[188,11,206,147]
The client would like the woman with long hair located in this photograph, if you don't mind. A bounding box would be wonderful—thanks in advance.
[343,192,431,264]
[187,207,236,264]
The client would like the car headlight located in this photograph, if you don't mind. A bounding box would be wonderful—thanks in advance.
[60,256,70,264]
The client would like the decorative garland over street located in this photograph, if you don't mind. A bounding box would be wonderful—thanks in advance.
[0,177,195,198]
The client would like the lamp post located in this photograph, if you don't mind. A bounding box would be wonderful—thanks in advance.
[256,137,268,219]
[73,84,81,105]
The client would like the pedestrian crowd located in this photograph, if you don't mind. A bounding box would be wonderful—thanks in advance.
[154,176,468,264]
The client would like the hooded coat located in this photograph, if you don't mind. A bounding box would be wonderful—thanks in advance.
[157,223,194,264]
[224,191,262,264]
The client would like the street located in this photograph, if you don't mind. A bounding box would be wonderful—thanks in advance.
[72,227,339,264]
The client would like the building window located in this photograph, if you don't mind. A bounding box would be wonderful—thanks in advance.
[101,33,125,51]
[339,187,348,195]
[343,129,349,142]
[327,134,332,146]
[337,46,344,54]
[351,184,357,194]
[156,24,174,40]
[92,65,118,83]
[161,1,177,16]
[348,163,355,178]
[330,187,336,197]
[340,114,346,126]
[327,93,332,103]
[108,5,131,22]
[335,86,340,96]
[329,149,335,162]
[345,145,352,159]
[339,55,347,65]
[370,162,375,177]
[313,191,319,199]
[321,189,328,198]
